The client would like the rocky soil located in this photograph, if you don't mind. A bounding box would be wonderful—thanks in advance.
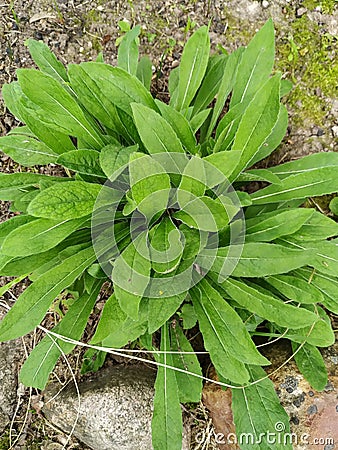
[0,0,337,449]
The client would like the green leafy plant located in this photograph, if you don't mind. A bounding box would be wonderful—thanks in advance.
[0,20,337,449]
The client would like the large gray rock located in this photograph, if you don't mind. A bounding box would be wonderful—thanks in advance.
[0,340,23,432]
[43,365,190,450]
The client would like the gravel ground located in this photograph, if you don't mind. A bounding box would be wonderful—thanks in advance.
[0,0,337,449]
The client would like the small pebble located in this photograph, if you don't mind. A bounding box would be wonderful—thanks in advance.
[291,416,299,425]
[308,391,314,397]
[262,0,269,8]
[296,7,307,17]
[307,404,318,415]
[324,381,334,392]
[332,126,338,138]
[336,405,338,413]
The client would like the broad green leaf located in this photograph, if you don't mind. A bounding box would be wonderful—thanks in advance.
[174,196,230,232]
[198,243,312,278]
[329,196,338,215]
[0,215,36,246]
[128,153,170,219]
[197,279,269,365]
[72,63,156,115]
[292,342,327,391]
[99,144,137,179]
[0,135,58,166]
[168,66,179,101]
[155,101,196,153]
[152,323,183,450]
[0,244,65,277]
[131,103,184,154]
[27,181,102,220]
[250,104,288,165]
[147,291,186,334]
[176,26,210,112]
[284,305,334,347]
[191,284,250,384]
[19,281,102,389]
[0,246,96,341]
[214,102,245,153]
[265,274,324,304]
[91,294,147,346]
[2,82,26,122]
[206,48,243,137]
[231,74,281,179]
[296,268,338,314]
[268,151,338,179]
[219,278,320,329]
[136,56,152,90]
[117,25,140,75]
[251,166,338,204]
[245,208,313,242]
[26,38,68,83]
[68,64,127,133]
[192,54,228,115]
[7,125,35,137]
[237,168,281,185]
[57,149,105,177]
[230,19,275,107]
[112,232,151,319]
[280,78,293,96]
[150,217,183,274]
[203,151,242,186]
[177,156,206,207]
[190,109,211,134]
[17,69,103,148]
[232,365,292,450]
[0,275,27,298]
[170,324,202,403]
[0,172,64,191]
[180,303,197,329]
[2,217,87,257]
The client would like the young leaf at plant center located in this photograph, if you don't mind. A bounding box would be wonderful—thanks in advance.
[117,25,140,76]
[152,323,183,450]
[112,231,151,320]
[127,153,170,220]
[175,25,210,112]
[232,365,292,450]
[292,342,328,391]
[170,323,202,403]
[0,134,58,166]
[19,280,102,389]
[0,246,96,341]
[174,196,230,232]
[131,103,184,154]
[150,216,183,274]
[177,156,206,207]
[27,181,104,220]
[1,216,88,257]
[57,149,106,177]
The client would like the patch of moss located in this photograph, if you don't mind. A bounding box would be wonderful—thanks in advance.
[0,431,10,450]
[303,0,337,14]
[275,15,338,125]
